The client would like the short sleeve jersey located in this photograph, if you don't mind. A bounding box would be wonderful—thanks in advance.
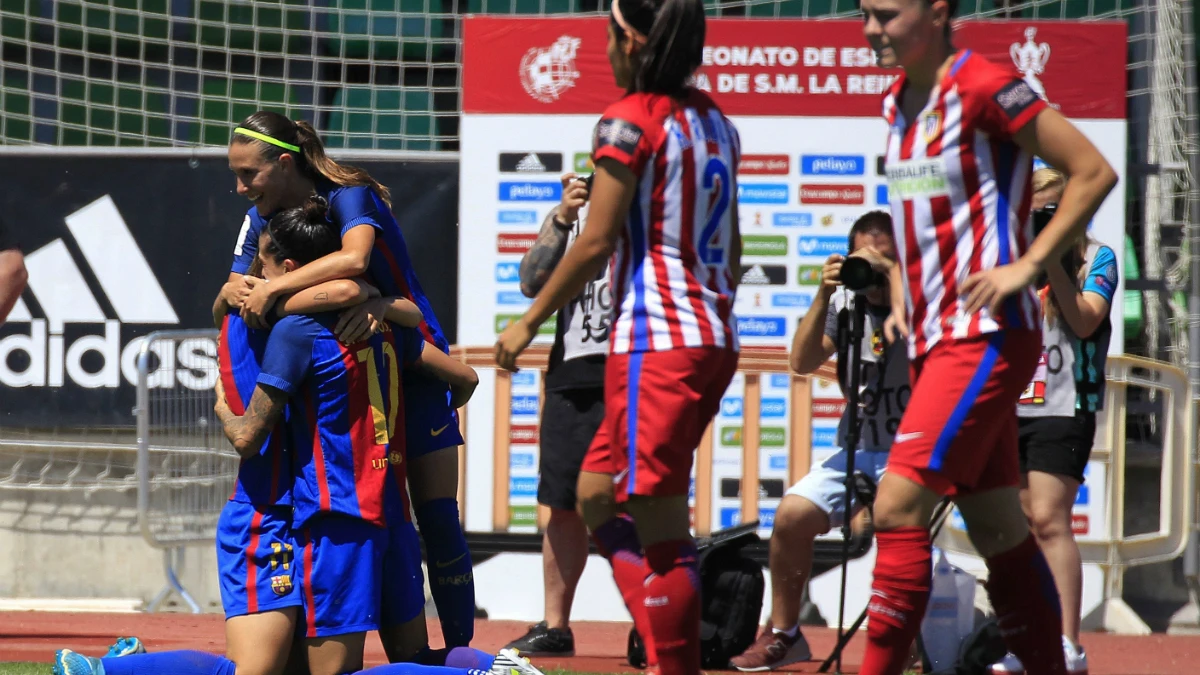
[882,50,1049,359]
[230,183,449,358]
[218,313,291,506]
[257,314,424,528]
[593,89,741,355]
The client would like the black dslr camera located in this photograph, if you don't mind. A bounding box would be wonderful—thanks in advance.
[840,256,886,292]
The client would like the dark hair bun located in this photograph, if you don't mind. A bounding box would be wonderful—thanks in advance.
[303,194,329,222]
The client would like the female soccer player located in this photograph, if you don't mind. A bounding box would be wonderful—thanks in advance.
[990,168,1117,675]
[857,0,1118,674]
[54,204,503,675]
[495,1,740,672]
[216,111,476,649]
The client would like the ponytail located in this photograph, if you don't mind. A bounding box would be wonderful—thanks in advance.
[231,111,393,209]
[613,0,705,97]
[263,195,342,266]
[292,120,393,208]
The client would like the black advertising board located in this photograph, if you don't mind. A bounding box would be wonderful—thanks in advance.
[0,153,459,427]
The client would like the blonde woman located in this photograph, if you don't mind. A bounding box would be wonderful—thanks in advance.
[992,167,1118,675]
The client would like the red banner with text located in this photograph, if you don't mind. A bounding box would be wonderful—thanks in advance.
[463,18,1126,119]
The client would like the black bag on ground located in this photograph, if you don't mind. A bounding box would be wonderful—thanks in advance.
[627,521,766,669]
[928,618,1007,675]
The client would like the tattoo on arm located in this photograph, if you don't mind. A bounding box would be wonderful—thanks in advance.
[519,211,572,297]
[216,385,288,458]
[314,292,328,301]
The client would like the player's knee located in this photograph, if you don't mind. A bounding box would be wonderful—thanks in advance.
[576,488,616,531]
[1027,500,1070,541]
[773,496,829,542]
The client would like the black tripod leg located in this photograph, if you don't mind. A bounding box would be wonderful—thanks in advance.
[818,605,870,673]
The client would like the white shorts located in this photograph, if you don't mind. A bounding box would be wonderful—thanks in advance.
[785,448,890,529]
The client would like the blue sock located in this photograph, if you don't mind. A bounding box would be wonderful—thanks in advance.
[358,665,491,675]
[416,497,475,647]
[444,647,494,671]
[101,652,237,675]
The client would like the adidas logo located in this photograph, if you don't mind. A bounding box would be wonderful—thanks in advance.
[742,265,769,284]
[514,153,547,172]
[0,195,215,390]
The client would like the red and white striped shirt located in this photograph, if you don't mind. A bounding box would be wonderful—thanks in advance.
[593,90,741,355]
[883,50,1048,359]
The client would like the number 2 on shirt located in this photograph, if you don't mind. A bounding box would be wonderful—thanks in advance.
[356,342,400,444]
[699,156,731,265]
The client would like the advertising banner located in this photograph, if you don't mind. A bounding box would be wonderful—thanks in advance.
[458,17,1128,536]
[0,155,458,427]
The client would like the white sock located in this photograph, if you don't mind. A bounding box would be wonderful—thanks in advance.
[772,624,799,638]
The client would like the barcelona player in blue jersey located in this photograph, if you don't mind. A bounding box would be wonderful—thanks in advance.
[216,111,476,648]
[54,200,545,675]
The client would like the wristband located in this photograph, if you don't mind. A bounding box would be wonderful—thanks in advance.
[552,214,574,231]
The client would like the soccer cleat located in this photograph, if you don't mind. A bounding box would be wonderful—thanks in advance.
[492,648,547,675]
[104,637,146,658]
[989,652,1024,674]
[1063,636,1089,675]
[503,621,576,657]
[54,649,105,675]
[729,627,812,671]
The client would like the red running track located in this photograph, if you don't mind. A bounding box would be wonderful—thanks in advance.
[1,612,1197,674]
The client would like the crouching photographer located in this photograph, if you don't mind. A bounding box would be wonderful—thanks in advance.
[730,211,910,671]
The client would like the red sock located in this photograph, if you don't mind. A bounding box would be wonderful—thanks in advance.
[642,539,701,675]
[985,534,1066,675]
[860,527,932,675]
[592,516,657,666]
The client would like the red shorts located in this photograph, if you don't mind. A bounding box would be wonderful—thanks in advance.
[888,329,1041,496]
[581,346,738,502]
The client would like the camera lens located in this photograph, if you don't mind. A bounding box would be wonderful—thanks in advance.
[1032,202,1057,237]
[841,257,877,291]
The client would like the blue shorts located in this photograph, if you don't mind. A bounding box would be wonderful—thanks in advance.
[294,515,387,638]
[216,501,301,619]
[787,448,890,529]
[381,518,426,626]
[404,378,464,460]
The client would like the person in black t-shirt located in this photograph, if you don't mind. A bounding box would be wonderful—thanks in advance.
[0,218,27,323]
[503,173,611,656]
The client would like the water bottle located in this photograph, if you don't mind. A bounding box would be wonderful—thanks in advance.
[953,564,977,641]
[921,547,961,671]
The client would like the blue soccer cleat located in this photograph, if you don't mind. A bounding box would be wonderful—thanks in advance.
[104,637,146,658]
[54,649,105,675]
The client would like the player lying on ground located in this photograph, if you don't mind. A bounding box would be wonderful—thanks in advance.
[856,0,1117,673]
[218,111,477,650]
[495,0,742,672]
[55,200,540,675]
[729,211,908,672]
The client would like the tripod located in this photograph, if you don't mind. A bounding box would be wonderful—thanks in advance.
[818,489,954,673]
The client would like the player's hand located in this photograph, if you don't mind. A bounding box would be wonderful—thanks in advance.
[221,275,262,309]
[961,258,1039,316]
[335,298,389,345]
[495,317,537,373]
[849,245,894,274]
[241,281,277,330]
[820,253,844,297]
[213,376,230,417]
[557,173,590,224]
[884,309,909,344]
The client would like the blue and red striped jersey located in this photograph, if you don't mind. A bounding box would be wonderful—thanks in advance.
[218,314,291,506]
[257,313,424,528]
[230,183,449,355]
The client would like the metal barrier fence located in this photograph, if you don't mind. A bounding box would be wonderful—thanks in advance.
[448,345,839,537]
[135,329,233,613]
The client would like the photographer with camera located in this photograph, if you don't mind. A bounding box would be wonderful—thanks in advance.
[989,168,1117,675]
[730,211,909,671]
[503,172,610,656]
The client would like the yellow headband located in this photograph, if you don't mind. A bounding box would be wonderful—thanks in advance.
[234,127,300,153]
